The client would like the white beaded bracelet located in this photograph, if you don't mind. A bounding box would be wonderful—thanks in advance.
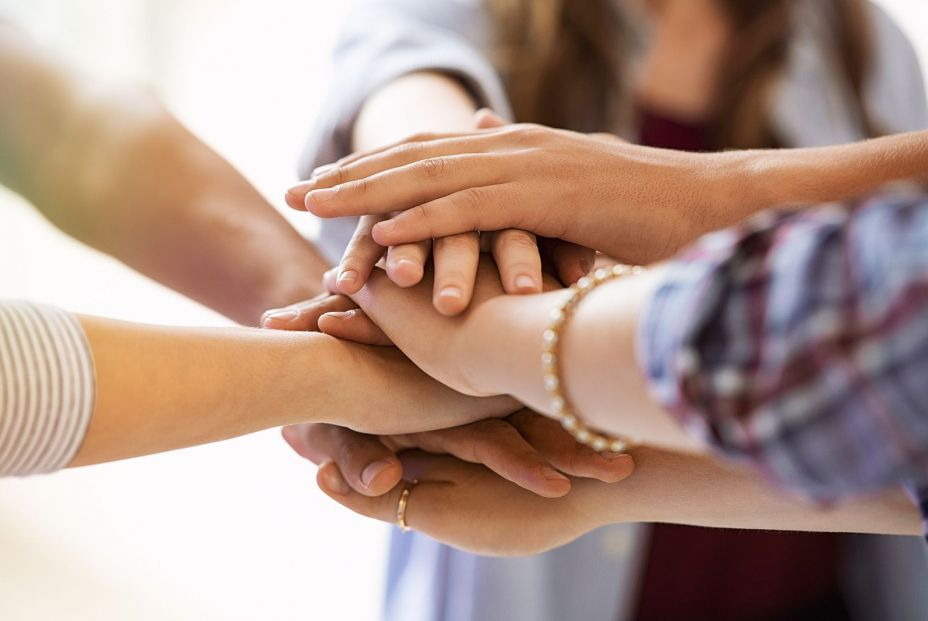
[542,264,642,453]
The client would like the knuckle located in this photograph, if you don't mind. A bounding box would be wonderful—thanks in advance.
[455,187,487,213]
[349,176,371,195]
[416,156,448,178]
[319,166,345,188]
[499,230,539,251]
[475,418,517,440]
[407,203,439,236]
[436,232,477,252]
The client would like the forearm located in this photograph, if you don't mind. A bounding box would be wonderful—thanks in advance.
[71,312,514,467]
[573,447,923,536]
[351,71,479,152]
[71,315,345,466]
[476,268,698,452]
[705,130,928,234]
[45,94,329,324]
[0,25,328,324]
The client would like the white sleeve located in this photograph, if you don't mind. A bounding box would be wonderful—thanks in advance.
[0,300,95,476]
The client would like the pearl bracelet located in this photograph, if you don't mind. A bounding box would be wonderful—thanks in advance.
[542,264,641,453]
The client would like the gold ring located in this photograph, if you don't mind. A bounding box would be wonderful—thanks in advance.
[396,479,418,533]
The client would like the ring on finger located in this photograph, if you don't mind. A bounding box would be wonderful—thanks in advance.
[396,479,419,533]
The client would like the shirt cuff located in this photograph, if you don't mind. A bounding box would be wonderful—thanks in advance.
[0,301,95,476]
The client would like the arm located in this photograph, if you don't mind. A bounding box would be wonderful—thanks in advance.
[289,123,928,265]
[323,195,928,537]
[70,313,514,467]
[316,446,921,558]
[351,71,478,152]
[0,23,328,325]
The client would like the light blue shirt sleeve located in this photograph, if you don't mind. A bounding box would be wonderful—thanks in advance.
[298,0,513,177]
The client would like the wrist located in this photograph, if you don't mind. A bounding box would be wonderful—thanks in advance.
[464,290,572,408]
[692,150,784,236]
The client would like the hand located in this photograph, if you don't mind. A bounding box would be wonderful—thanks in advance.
[316,451,608,556]
[283,410,633,499]
[314,258,560,402]
[287,110,594,316]
[286,112,727,266]
[261,259,556,398]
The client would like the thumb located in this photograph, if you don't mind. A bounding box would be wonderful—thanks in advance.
[474,108,508,129]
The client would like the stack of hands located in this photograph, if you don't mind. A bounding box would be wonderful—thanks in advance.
[260,113,679,556]
[265,258,635,557]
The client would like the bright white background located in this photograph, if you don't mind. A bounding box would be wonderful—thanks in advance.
[0,1,925,620]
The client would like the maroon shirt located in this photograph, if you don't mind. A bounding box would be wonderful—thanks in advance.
[631,107,849,621]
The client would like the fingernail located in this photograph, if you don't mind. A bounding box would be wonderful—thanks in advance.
[321,464,351,495]
[599,452,629,462]
[439,286,463,300]
[580,258,593,274]
[514,274,538,291]
[322,310,355,321]
[261,308,298,323]
[309,187,337,203]
[541,467,569,482]
[361,460,394,488]
[338,270,358,285]
[312,164,336,178]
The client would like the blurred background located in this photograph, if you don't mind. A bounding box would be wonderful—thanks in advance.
[0,1,925,619]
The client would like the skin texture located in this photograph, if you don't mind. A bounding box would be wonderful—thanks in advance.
[287,127,928,270]
[315,446,921,557]
[70,315,518,466]
[0,28,622,496]
[303,265,922,551]
[284,77,593,315]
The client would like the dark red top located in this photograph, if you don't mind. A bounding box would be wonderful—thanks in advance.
[630,107,848,621]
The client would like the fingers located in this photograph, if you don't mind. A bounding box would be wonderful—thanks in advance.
[304,154,510,219]
[507,411,635,484]
[261,293,357,331]
[371,185,516,247]
[491,229,542,294]
[318,308,393,346]
[544,239,595,286]
[386,417,571,498]
[432,232,480,315]
[287,130,511,212]
[385,240,430,288]
[316,452,468,530]
[336,215,387,295]
[286,424,402,497]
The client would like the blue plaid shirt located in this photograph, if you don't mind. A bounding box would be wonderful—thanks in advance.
[641,191,928,541]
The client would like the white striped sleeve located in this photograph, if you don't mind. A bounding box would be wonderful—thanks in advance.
[0,301,95,476]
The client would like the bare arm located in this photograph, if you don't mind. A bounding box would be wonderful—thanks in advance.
[574,447,921,536]
[351,71,478,151]
[317,444,920,558]
[70,314,514,467]
[716,130,928,233]
[0,23,329,325]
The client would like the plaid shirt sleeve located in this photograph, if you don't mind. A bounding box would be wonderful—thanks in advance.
[639,192,928,540]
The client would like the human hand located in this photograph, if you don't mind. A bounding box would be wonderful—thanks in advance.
[283,409,633,500]
[315,450,610,556]
[262,258,550,397]
[286,110,594,316]
[286,111,726,267]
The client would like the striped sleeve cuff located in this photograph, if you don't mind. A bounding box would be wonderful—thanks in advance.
[0,301,95,476]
